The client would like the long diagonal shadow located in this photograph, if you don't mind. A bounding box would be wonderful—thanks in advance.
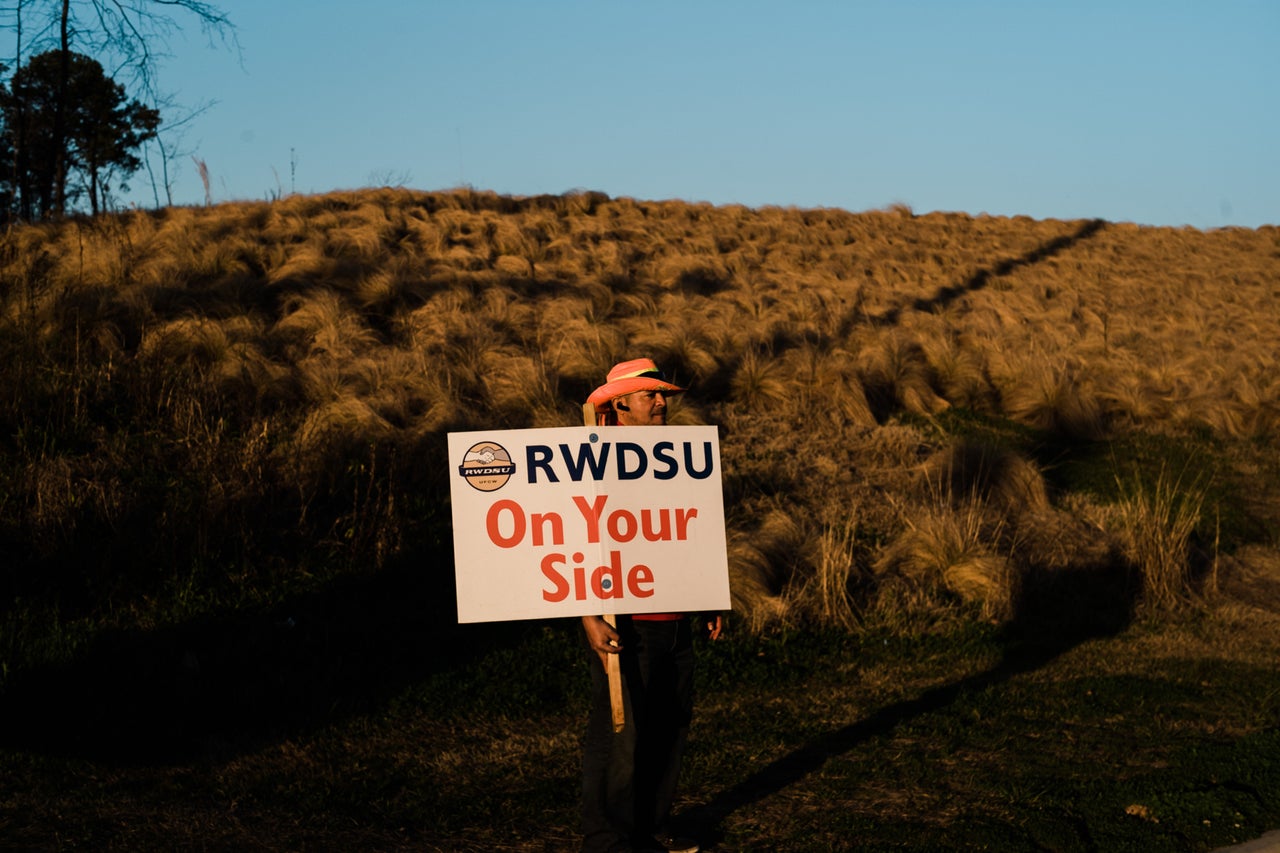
[869,218,1107,328]
[682,554,1135,845]
[683,642,1059,840]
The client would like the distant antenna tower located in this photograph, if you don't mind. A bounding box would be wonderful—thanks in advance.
[290,148,297,195]
[456,127,465,186]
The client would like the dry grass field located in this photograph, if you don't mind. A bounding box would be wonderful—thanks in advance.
[3,188,1276,637]
[1,188,1278,850]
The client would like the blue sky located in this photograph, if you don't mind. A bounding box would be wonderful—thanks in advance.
[118,1,1276,228]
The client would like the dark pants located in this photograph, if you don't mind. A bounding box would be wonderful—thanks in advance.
[581,616,695,853]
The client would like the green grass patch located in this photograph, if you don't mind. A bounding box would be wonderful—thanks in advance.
[3,613,1280,850]
[932,408,1276,552]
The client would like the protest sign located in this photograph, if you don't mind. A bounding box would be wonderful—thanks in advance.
[448,425,731,623]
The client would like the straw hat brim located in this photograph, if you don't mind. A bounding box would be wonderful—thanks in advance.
[586,376,686,408]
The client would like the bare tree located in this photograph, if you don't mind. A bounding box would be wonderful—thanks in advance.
[143,91,213,206]
[2,0,237,216]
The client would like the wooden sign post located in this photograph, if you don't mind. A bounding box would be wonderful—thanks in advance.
[583,400,626,733]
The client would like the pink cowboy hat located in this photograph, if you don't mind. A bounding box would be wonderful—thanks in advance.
[586,358,686,410]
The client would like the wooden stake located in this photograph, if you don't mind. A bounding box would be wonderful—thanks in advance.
[583,400,626,733]
[603,613,624,733]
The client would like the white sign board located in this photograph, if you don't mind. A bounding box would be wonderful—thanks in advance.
[447,425,731,623]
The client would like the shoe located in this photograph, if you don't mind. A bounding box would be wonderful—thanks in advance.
[651,835,699,853]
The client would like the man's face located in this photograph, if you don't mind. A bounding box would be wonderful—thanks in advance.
[615,389,668,426]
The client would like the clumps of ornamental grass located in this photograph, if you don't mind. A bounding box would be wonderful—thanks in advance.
[363,351,461,436]
[627,314,721,388]
[996,355,1107,440]
[138,316,233,368]
[296,395,394,470]
[12,271,144,368]
[354,261,410,312]
[1,249,65,341]
[503,216,582,285]
[274,291,382,361]
[1190,370,1280,442]
[923,439,1049,516]
[396,286,472,352]
[266,240,333,288]
[476,285,537,336]
[399,211,448,262]
[167,230,257,288]
[1096,360,1172,429]
[725,506,811,633]
[18,452,123,554]
[730,348,789,411]
[920,332,993,410]
[721,276,793,351]
[870,442,1044,626]
[137,316,292,409]
[792,346,878,430]
[538,296,626,387]
[1236,372,1280,440]
[653,253,730,296]
[4,187,1279,653]
[780,514,864,631]
[52,217,136,288]
[292,351,382,408]
[322,201,395,263]
[1107,464,1209,613]
[857,330,950,418]
[782,281,846,343]
[872,496,1017,625]
[481,353,565,428]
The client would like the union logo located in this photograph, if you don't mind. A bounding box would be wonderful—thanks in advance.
[458,441,517,492]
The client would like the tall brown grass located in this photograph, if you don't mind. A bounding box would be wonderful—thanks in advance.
[2,188,1277,650]
[782,515,864,632]
[1108,465,1208,613]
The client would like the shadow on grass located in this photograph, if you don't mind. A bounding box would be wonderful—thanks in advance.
[0,544,530,765]
[871,218,1108,328]
[679,550,1137,847]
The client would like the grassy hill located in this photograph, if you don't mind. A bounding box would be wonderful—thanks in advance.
[1,188,1278,849]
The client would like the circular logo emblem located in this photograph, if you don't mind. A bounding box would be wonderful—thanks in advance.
[459,441,516,492]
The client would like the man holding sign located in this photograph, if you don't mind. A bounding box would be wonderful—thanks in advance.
[447,358,728,852]
[580,359,722,853]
